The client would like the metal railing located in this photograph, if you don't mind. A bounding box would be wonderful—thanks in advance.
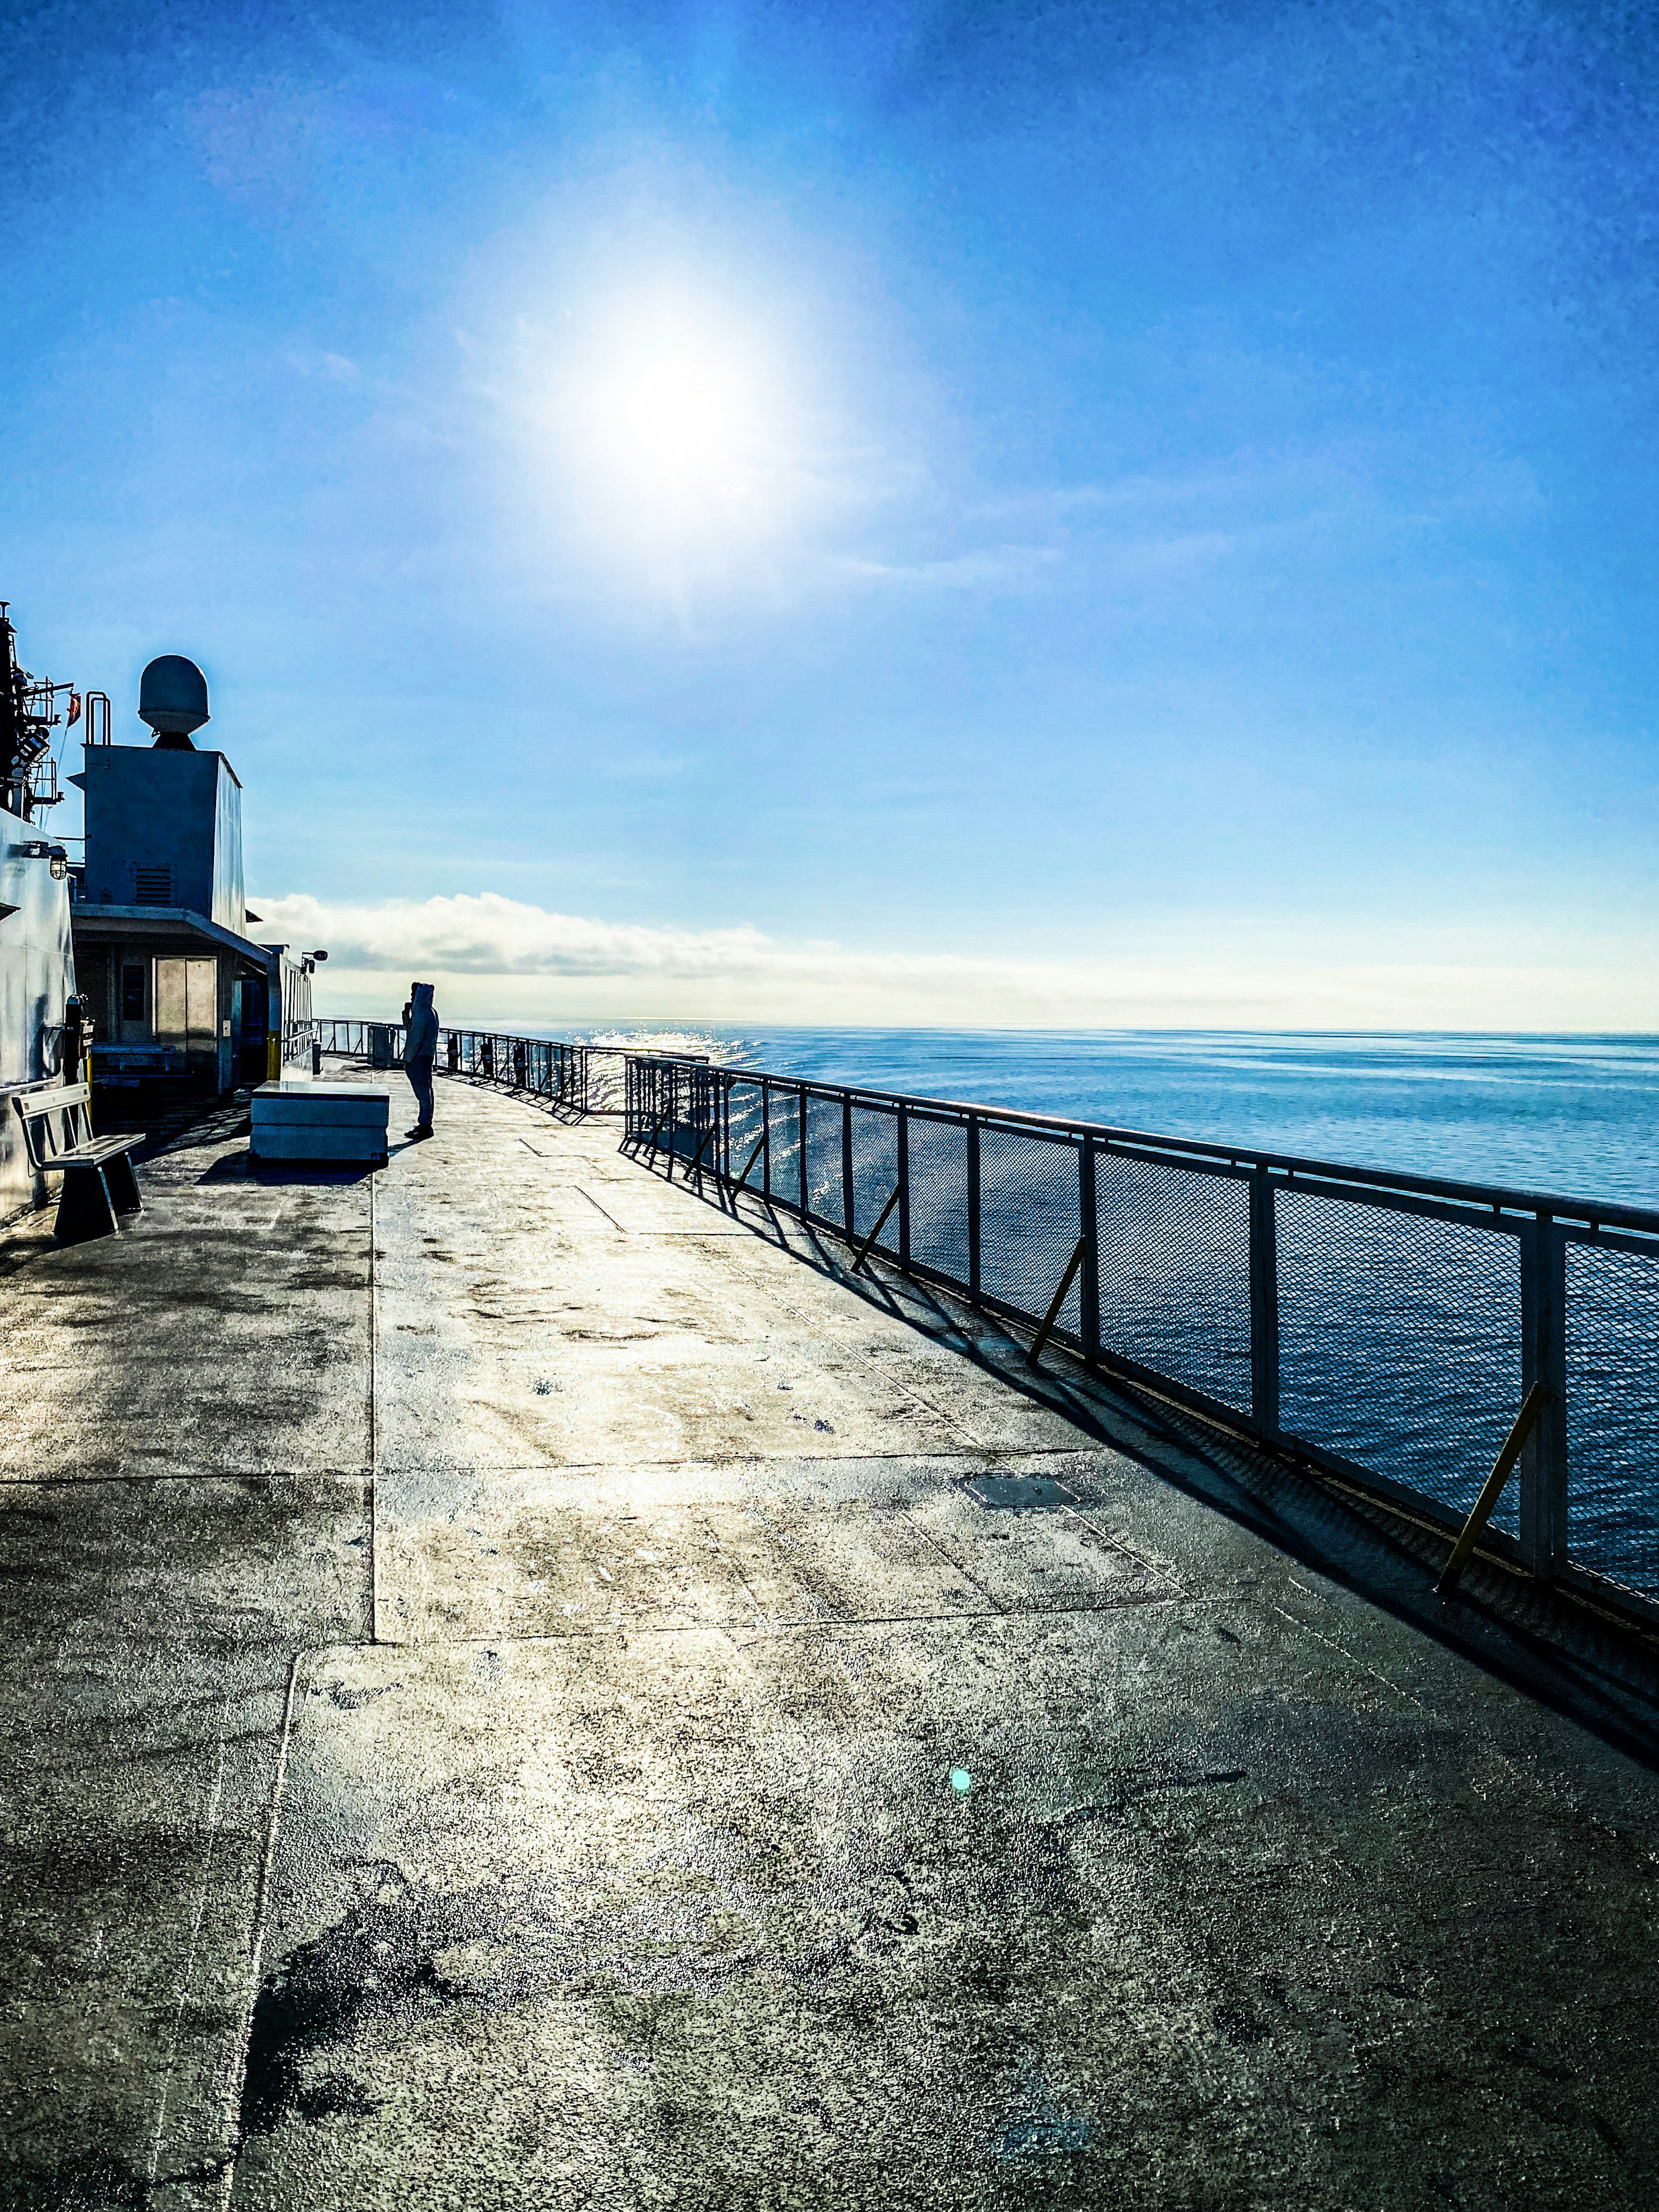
[308,1018,715,1112]
[311,1018,590,1110]
[623,1053,1659,1621]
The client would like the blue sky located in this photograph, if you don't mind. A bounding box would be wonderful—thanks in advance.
[6,0,1658,1025]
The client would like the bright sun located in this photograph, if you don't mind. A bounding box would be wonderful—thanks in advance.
[604,338,749,482]
[560,294,790,540]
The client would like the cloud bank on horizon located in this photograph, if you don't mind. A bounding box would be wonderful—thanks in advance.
[254,891,1650,1032]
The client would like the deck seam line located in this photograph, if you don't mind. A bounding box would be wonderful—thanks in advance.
[894,1506,1005,1613]
[359,1597,1190,1651]
[146,1715,229,2189]
[216,1648,306,2207]
[575,1186,629,1232]
[0,1468,381,1487]
[364,1444,1114,1478]
[0,1440,1116,1489]
[369,1170,379,1645]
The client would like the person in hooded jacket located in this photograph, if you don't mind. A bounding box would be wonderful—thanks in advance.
[400,981,439,1138]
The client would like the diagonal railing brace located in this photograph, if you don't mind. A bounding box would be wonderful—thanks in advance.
[1027,1238,1088,1369]
[729,1130,768,1196]
[851,1186,901,1276]
[1435,1381,1551,1599]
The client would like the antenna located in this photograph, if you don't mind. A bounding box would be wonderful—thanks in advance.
[0,600,67,822]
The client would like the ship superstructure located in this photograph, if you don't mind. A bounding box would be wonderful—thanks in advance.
[68,652,311,1093]
[1,602,316,1221]
[0,604,79,1219]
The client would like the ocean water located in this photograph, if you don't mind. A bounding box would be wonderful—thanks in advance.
[563,1028,1659,1210]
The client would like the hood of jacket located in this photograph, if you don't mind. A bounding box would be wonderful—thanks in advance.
[403,982,438,1061]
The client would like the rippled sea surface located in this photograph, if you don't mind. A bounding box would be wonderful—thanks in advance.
[559,1028,1659,1208]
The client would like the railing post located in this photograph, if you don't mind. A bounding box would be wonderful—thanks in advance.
[967,1116,981,1300]
[1248,1168,1280,1436]
[798,1084,808,1216]
[1519,1213,1570,1579]
[1079,1137,1100,1361]
[842,1095,854,1239]
[897,1106,911,1271]
[762,1077,771,1198]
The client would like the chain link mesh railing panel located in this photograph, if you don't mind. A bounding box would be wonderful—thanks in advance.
[979,1124,1082,1334]
[766,1084,801,1202]
[805,1096,845,1227]
[1565,1237,1659,1601]
[849,1105,899,1244]
[725,1079,766,1183]
[1095,1154,1252,1411]
[669,1071,718,1173]
[1278,1190,1523,1528]
[908,1115,970,1281]
[652,1069,685,1160]
[584,1055,623,1112]
[652,1065,675,1142]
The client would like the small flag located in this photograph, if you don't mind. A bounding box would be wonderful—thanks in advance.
[65,692,81,727]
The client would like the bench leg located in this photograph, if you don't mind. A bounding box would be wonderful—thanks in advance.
[103,1151,142,1214]
[55,1163,120,1245]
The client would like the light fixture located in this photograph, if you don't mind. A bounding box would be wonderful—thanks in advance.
[15,841,70,878]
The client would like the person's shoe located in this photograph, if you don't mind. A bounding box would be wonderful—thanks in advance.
[404,1123,434,1139]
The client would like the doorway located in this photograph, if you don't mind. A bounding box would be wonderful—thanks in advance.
[154,957,218,1076]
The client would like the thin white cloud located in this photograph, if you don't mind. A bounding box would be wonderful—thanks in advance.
[252,890,1659,1030]
[835,544,1060,591]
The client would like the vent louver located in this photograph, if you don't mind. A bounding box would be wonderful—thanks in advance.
[134,866,172,906]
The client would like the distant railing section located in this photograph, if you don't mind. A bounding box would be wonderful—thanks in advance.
[308,1020,710,1117]
[311,1018,589,1111]
[623,1053,1659,1622]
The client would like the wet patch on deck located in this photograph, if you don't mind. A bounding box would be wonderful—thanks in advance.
[960,1470,1079,1511]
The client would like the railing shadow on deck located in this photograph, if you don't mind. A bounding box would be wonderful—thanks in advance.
[622,1123,1659,1776]
[619,1049,1659,1649]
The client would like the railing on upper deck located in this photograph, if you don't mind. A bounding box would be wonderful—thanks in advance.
[311,1018,591,1110]
[620,1052,1659,1624]
[308,1019,711,1119]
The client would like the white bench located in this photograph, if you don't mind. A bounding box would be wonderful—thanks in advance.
[13,1081,143,1244]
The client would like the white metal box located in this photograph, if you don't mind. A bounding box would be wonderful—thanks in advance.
[250,1081,390,1165]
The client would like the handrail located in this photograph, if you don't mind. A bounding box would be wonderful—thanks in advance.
[617,1062,1659,1235]
[619,1048,1659,1627]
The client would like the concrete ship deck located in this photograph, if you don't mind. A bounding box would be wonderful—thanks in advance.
[4,1068,1659,2209]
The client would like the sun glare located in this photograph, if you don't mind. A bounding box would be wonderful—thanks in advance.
[556,292,795,547]
[602,338,749,483]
